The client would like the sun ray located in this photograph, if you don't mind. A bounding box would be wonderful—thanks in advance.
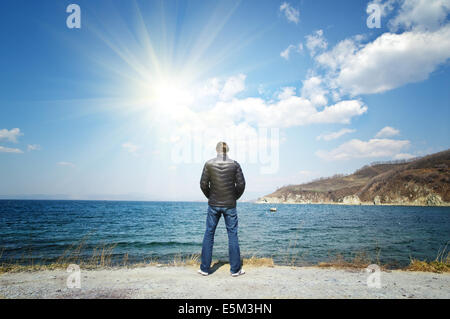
[43,0,282,154]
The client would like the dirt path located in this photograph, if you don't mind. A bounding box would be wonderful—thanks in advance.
[0,265,449,299]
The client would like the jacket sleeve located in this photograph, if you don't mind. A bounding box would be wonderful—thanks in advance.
[234,162,246,200]
[200,163,210,198]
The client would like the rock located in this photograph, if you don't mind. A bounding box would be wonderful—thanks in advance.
[342,195,361,205]
[373,196,381,205]
[425,194,443,206]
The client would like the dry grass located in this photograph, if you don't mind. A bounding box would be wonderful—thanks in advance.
[2,237,449,274]
[0,263,65,274]
[169,253,201,267]
[317,252,373,270]
[407,259,449,273]
[167,253,275,268]
[0,237,123,274]
[243,256,274,267]
[0,255,276,274]
[0,238,201,273]
[315,243,450,273]
[406,244,449,273]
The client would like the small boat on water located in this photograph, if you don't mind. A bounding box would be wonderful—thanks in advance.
[270,207,277,212]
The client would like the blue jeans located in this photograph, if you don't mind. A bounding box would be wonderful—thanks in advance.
[200,205,241,274]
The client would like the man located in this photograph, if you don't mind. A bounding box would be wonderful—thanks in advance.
[198,141,246,277]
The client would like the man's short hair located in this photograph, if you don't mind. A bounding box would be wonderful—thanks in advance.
[216,141,229,153]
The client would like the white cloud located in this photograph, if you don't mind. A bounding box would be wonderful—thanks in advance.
[375,126,400,138]
[57,161,75,167]
[27,144,41,151]
[280,2,300,24]
[317,128,356,141]
[148,71,367,167]
[219,74,246,101]
[197,74,247,102]
[0,128,22,143]
[316,138,410,160]
[389,0,450,31]
[145,71,369,169]
[159,82,367,167]
[307,100,367,125]
[280,43,303,60]
[305,30,327,56]
[122,142,140,155]
[280,45,294,60]
[201,96,366,129]
[393,152,416,160]
[316,25,450,95]
[315,38,359,72]
[313,1,450,96]
[199,77,221,97]
[169,73,366,133]
[277,87,296,100]
[0,146,23,154]
[301,76,328,106]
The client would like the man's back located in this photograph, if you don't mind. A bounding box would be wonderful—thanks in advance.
[200,154,246,208]
[198,142,246,276]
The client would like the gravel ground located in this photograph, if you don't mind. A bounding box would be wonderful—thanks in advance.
[0,265,449,299]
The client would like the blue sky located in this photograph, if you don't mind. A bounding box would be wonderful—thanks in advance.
[0,0,449,200]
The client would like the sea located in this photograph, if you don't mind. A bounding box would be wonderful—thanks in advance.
[0,200,449,267]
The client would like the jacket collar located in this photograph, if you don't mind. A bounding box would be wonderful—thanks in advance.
[216,153,228,161]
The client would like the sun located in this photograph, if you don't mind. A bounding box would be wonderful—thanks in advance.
[136,73,196,113]
[153,78,194,109]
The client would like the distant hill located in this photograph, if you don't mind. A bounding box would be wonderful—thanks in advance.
[257,149,450,206]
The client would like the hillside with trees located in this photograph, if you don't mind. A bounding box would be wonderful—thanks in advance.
[257,149,450,206]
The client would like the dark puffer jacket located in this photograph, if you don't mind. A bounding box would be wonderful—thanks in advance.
[200,154,246,208]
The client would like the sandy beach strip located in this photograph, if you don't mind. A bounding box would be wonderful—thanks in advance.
[0,264,449,299]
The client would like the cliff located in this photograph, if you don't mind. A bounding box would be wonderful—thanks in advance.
[257,149,450,206]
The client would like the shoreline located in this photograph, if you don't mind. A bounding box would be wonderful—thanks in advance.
[1,264,449,299]
[2,198,449,207]
[254,200,450,207]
